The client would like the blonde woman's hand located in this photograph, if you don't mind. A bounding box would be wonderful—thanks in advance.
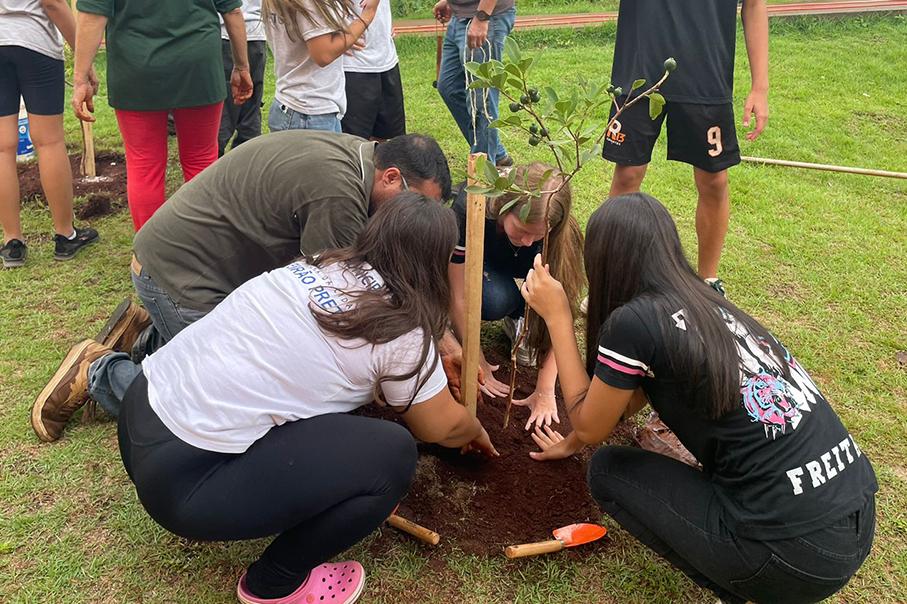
[521,254,570,323]
[512,390,559,431]
[478,357,510,399]
[360,0,380,21]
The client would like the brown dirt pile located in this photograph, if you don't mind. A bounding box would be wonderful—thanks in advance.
[17,152,127,219]
[363,350,638,556]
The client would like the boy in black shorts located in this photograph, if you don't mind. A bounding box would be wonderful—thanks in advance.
[604,0,769,291]
[341,0,405,140]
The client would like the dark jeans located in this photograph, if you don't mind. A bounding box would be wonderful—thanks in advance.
[218,39,267,156]
[589,446,875,604]
[118,373,418,599]
[481,264,524,321]
[131,263,207,358]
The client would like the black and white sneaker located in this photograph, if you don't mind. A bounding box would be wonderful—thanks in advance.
[54,227,99,261]
[1,238,27,268]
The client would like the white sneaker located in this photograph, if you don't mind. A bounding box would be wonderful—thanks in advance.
[501,316,537,367]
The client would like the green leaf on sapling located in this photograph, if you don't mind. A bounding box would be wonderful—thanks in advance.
[544,87,559,104]
[504,37,521,64]
[518,201,532,223]
[499,199,519,215]
[631,79,646,91]
[465,184,494,195]
[494,176,511,191]
[480,156,499,184]
[467,80,488,90]
[648,92,666,120]
[518,57,534,74]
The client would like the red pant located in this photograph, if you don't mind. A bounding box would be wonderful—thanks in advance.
[115,103,223,231]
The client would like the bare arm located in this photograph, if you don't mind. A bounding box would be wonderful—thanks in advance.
[222,8,253,104]
[40,0,76,48]
[306,0,379,67]
[741,0,769,140]
[72,11,107,121]
[401,388,497,456]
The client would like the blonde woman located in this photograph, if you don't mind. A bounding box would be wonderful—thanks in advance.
[264,0,379,132]
[447,163,585,430]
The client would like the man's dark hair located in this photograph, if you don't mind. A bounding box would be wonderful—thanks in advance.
[375,134,452,200]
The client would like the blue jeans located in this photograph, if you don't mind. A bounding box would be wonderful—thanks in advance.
[131,264,208,357]
[267,99,342,133]
[482,264,524,321]
[87,353,141,417]
[437,9,515,162]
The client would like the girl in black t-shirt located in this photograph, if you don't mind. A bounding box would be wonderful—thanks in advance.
[447,163,584,430]
[521,192,876,604]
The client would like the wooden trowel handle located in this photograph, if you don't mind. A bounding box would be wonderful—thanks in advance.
[387,514,441,545]
[504,539,565,559]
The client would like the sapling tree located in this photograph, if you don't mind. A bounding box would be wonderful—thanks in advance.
[463,37,676,427]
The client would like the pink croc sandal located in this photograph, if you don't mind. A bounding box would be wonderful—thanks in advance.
[237,561,366,604]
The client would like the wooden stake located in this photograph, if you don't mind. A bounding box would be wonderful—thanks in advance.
[742,156,907,180]
[71,0,96,178]
[461,153,487,417]
[80,118,96,177]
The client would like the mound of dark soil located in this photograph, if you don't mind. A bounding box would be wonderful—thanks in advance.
[17,152,127,219]
[364,350,638,557]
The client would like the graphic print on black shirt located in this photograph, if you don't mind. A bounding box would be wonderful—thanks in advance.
[593,298,878,539]
[611,0,739,103]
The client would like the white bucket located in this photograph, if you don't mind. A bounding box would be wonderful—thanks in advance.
[17,98,35,162]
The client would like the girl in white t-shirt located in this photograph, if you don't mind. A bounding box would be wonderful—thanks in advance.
[36,193,496,603]
[264,0,381,133]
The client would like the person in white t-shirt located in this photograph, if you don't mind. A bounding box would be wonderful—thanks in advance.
[0,0,100,267]
[33,192,497,603]
[264,0,381,133]
[219,0,268,155]
[341,0,404,140]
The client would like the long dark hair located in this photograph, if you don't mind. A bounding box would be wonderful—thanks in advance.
[487,162,585,362]
[310,192,457,407]
[583,193,790,419]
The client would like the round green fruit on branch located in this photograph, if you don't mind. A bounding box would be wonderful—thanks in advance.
[509,102,522,112]
[528,88,541,103]
[612,87,623,97]
[540,127,549,138]
[520,94,531,105]
[528,135,541,146]
[664,57,677,73]
[529,124,539,134]
[607,84,616,94]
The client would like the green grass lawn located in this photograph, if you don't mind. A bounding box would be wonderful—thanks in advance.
[3,14,907,604]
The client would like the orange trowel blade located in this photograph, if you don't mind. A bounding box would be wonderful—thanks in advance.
[552,523,607,547]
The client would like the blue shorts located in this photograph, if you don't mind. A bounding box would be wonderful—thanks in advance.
[0,45,65,117]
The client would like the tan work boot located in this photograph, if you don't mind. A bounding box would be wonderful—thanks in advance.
[31,339,113,442]
[94,299,151,353]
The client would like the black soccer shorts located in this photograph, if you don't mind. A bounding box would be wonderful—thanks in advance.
[341,64,406,140]
[602,96,741,173]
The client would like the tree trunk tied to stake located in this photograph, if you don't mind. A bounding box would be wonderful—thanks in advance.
[464,39,676,428]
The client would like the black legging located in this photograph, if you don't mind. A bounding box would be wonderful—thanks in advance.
[588,446,875,604]
[118,373,418,599]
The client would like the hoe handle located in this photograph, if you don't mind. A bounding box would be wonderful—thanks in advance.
[387,514,441,545]
[504,539,564,559]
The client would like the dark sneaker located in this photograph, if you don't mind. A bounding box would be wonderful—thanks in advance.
[54,227,99,261]
[31,339,113,442]
[1,238,27,268]
[705,278,727,298]
[94,299,152,353]
[496,154,514,168]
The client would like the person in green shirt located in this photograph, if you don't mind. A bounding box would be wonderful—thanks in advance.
[71,0,254,230]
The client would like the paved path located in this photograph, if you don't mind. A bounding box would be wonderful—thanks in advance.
[394,0,907,35]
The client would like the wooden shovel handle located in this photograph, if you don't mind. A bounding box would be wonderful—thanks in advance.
[387,514,441,545]
[504,539,565,559]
